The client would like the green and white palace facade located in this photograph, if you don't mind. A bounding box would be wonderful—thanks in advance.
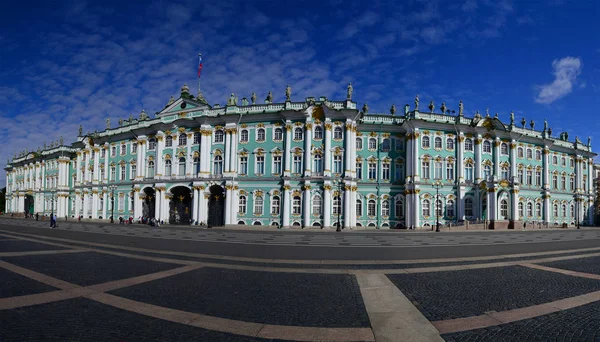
[4,84,597,229]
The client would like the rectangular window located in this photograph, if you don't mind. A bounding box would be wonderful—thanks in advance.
[569,177,574,190]
[254,197,263,215]
[552,175,558,189]
[110,167,116,181]
[355,200,362,217]
[101,149,106,158]
[131,165,136,179]
[446,162,454,180]
[356,162,362,179]
[368,163,377,180]
[561,176,566,190]
[120,166,126,180]
[526,170,532,185]
[256,156,265,175]
[333,155,343,174]
[465,165,473,181]
[382,163,390,180]
[273,156,282,175]
[120,144,126,155]
[422,161,430,179]
[118,196,124,211]
[240,156,248,175]
[518,169,524,184]
[395,139,403,151]
[536,171,541,186]
[395,162,404,181]
[132,143,137,154]
[293,155,302,174]
[434,161,442,179]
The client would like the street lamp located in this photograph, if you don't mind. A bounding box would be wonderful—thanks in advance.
[50,189,56,226]
[109,184,117,223]
[332,179,342,231]
[432,180,443,232]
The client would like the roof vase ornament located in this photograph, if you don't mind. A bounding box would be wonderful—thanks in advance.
[251,92,257,105]
[129,113,133,122]
[428,100,434,113]
[285,84,291,102]
[265,91,273,104]
[347,82,353,100]
[227,93,237,106]
[404,104,410,116]
[167,96,175,106]
[59,136,63,145]
[43,142,46,149]
[530,119,535,130]
[390,104,396,115]
[521,117,526,128]
[119,118,123,127]
[362,103,369,114]
[414,95,419,111]
[475,110,481,119]
[458,100,464,116]
[140,109,148,121]
[181,84,190,95]
[106,118,110,129]
[440,102,447,114]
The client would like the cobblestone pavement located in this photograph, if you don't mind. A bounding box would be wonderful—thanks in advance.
[1,221,600,341]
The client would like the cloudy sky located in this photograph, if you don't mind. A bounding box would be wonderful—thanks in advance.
[1,0,599,186]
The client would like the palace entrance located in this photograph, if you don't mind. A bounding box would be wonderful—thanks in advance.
[142,187,156,219]
[207,185,225,227]
[169,186,191,224]
[24,194,34,215]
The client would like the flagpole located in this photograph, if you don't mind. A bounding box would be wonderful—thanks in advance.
[197,53,201,96]
[196,53,206,105]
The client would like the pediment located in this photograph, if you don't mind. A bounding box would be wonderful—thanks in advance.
[158,97,210,116]
[472,117,507,131]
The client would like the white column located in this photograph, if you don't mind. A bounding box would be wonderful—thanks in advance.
[493,138,500,179]
[230,186,239,224]
[199,191,208,224]
[511,189,519,221]
[224,130,231,173]
[324,121,332,177]
[93,149,100,183]
[224,185,232,225]
[92,191,99,218]
[350,184,357,227]
[542,147,549,188]
[323,182,331,228]
[156,134,164,178]
[186,134,193,176]
[475,135,482,182]
[102,191,107,219]
[192,187,199,224]
[200,127,212,177]
[230,129,238,174]
[304,122,312,177]
[350,124,357,178]
[103,146,109,182]
[344,121,352,178]
[413,191,421,228]
[138,136,147,179]
[488,189,496,221]
[284,122,292,177]
[413,130,420,181]
[406,136,413,182]
[154,190,162,220]
[134,190,142,220]
[282,185,291,228]
[303,184,311,228]
[344,183,351,228]
[76,153,82,184]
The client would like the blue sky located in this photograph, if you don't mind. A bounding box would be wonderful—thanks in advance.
[1,0,599,186]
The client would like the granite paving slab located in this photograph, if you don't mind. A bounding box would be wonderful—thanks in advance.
[540,256,600,276]
[0,240,68,252]
[0,267,59,298]
[387,265,600,321]
[109,267,370,328]
[2,252,179,286]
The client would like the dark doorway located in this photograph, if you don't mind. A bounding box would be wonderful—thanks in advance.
[169,186,191,224]
[207,185,225,227]
[24,194,34,215]
[142,188,156,219]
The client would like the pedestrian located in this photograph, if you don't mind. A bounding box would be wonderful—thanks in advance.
[49,215,54,228]
[36,213,39,221]
[53,214,57,228]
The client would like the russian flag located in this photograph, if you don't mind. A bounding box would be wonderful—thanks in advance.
[198,54,203,78]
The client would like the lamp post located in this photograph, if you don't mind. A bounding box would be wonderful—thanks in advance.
[333,179,342,231]
[109,184,117,223]
[432,180,443,232]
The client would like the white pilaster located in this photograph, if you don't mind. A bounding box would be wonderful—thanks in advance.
[475,135,482,182]
[304,122,312,177]
[156,133,164,178]
[323,182,331,228]
[303,184,311,228]
[284,122,292,177]
[282,184,291,228]
[324,120,332,177]
[344,183,351,228]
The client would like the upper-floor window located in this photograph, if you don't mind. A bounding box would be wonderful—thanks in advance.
[294,127,303,140]
[256,128,265,142]
[240,129,249,142]
[381,138,390,151]
[422,136,430,148]
[526,148,532,159]
[214,129,224,143]
[101,149,106,158]
[465,138,473,152]
[193,132,200,144]
[333,127,343,140]
[518,147,524,158]
[483,141,491,153]
[446,138,454,150]
[165,136,173,147]
[120,144,126,155]
[356,137,363,150]
[561,157,566,167]
[552,155,558,165]
[148,139,156,150]
[396,139,404,151]
[274,127,283,141]
[434,137,442,149]
[368,138,377,150]
[178,134,187,146]
[501,143,508,155]
[131,143,137,154]
[314,126,323,140]
[570,158,574,168]
[535,150,542,160]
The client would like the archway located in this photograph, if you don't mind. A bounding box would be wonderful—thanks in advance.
[24,194,34,216]
[142,187,156,220]
[169,186,191,224]
[207,185,225,227]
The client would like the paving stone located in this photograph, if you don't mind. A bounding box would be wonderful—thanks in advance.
[0,298,275,341]
[109,267,370,328]
[0,268,58,298]
[387,265,600,321]
[441,300,600,341]
[541,256,600,276]
[2,252,179,286]
[0,240,68,252]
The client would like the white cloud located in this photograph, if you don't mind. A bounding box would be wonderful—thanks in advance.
[535,57,582,104]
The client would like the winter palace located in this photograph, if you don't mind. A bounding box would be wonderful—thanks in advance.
[4,83,597,229]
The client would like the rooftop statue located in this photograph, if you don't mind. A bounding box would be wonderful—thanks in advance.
[78,125,83,136]
[167,96,175,106]
[251,92,257,105]
[458,100,464,116]
[119,118,123,127]
[404,104,410,115]
[440,102,447,114]
[43,142,46,149]
[414,95,419,111]
[510,111,514,125]
[140,109,148,120]
[521,117,526,128]
[548,127,552,136]
[106,118,110,129]
[543,119,548,132]
[227,93,237,106]
[428,100,434,113]
[576,136,582,144]
[362,103,369,114]
[285,84,291,102]
[485,108,490,118]
[347,82,353,100]
[129,113,134,122]
[494,112,498,119]
[60,136,63,145]
[390,104,396,115]
[530,119,535,130]
[588,137,592,146]
[181,84,190,94]
[241,97,248,106]
[265,91,273,104]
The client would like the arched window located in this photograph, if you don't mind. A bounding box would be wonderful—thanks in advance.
[483,140,491,153]
[313,154,322,173]
[193,157,200,174]
[274,127,283,141]
[501,166,509,180]
[562,204,567,217]
[314,126,323,140]
[147,161,154,178]
[165,159,172,175]
[535,150,542,160]
[465,161,474,181]
[435,199,443,217]
[356,199,363,217]
[271,196,280,215]
[395,199,404,218]
[434,137,442,149]
[165,135,173,147]
[312,195,322,215]
[368,199,376,216]
[501,143,508,155]
[333,127,343,140]
[254,196,263,215]
[570,204,575,217]
[382,138,390,151]
[553,204,558,217]
[256,128,265,142]
[292,196,301,215]
[368,138,377,150]
[526,149,532,159]
[536,203,542,217]
[446,138,454,150]
[294,127,303,140]
[148,138,156,150]
[527,202,533,217]
[500,199,508,218]
[465,138,473,151]
[178,157,186,176]
[238,196,246,214]
[422,136,430,148]
[518,202,524,217]
[552,155,558,165]
[447,199,455,217]
[518,147,523,158]
[333,196,341,215]
[193,132,200,144]
[484,165,492,179]
[214,129,224,143]
[355,137,363,150]
[465,197,473,216]
[422,199,430,217]
[213,155,223,175]
[381,200,390,216]
[240,129,249,142]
